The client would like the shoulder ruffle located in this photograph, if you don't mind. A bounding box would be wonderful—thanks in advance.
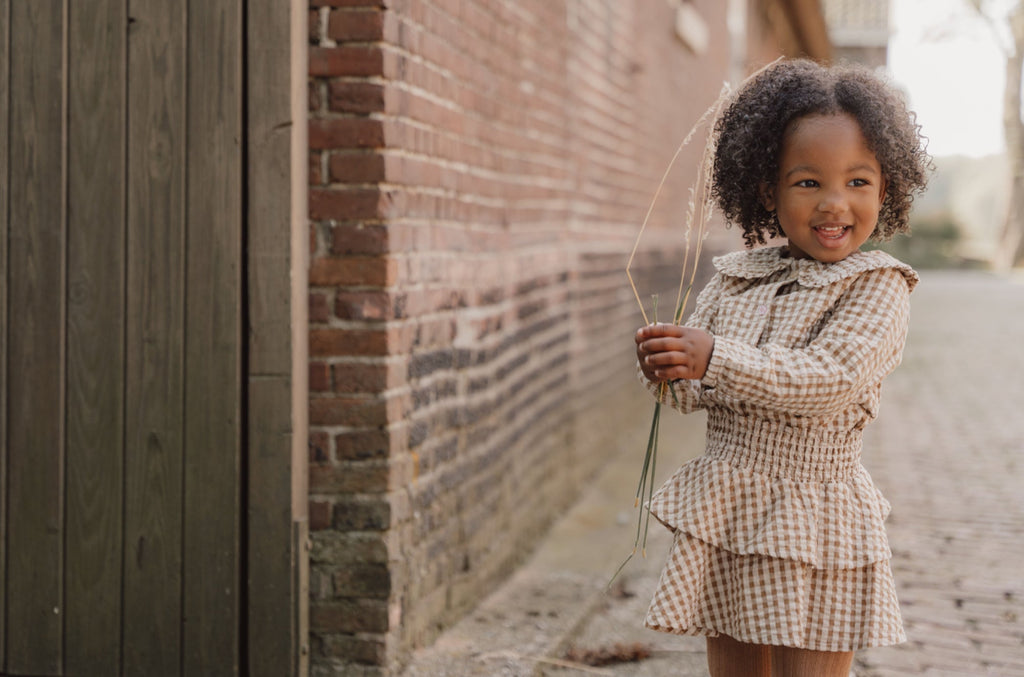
[711,247,791,278]
[646,456,893,568]
[712,247,918,292]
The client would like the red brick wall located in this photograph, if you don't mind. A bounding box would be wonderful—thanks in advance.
[306,1,739,673]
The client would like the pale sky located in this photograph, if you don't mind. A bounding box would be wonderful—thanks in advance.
[888,0,1009,157]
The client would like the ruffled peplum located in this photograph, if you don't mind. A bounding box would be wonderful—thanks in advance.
[647,410,893,570]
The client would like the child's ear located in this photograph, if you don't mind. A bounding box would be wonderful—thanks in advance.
[759,183,776,212]
[878,176,888,205]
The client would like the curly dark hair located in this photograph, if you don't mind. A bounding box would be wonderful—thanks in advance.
[711,59,931,247]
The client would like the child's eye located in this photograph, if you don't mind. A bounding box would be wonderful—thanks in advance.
[849,178,870,187]
[795,179,818,188]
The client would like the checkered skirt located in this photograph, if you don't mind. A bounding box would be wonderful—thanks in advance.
[643,411,905,651]
[644,530,905,652]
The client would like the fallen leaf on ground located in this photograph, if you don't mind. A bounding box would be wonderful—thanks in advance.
[564,642,653,666]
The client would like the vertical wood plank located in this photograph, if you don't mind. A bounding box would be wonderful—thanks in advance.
[124,1,186,674]
[182,0,243,673]
[64,1,126,673]
[5,1,66,674]
[246,1,308,674]
[0,0,9,666]
[247,381,297,677]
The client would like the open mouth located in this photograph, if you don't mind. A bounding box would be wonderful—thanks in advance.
[813,225,851,242]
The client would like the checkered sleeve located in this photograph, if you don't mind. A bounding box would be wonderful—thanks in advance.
[638,272,725,413]
[701,266,910,416]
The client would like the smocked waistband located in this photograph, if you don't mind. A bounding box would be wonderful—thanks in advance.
[704,410,863,482]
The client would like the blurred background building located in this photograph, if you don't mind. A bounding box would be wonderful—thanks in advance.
[823,0,892,68]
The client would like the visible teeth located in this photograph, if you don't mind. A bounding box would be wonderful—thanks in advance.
[814,225,848,241]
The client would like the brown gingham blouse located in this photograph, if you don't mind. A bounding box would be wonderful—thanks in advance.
[640,246,917,652]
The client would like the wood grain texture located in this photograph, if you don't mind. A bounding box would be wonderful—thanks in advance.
[0,0,10,665]
[64,1,127,673]
[182,0,243,673]
[124,2,186,674]
[247,0,296,377]
[3,3,288,674]
[247,379,297,677]
[246,1,302,673]
[4,1,66,673]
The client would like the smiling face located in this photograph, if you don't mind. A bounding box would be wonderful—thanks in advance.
[762,113,886,262]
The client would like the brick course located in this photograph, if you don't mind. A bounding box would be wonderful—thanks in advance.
[307,1,745,674]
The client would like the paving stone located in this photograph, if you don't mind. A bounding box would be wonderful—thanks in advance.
[857,271,1024,676]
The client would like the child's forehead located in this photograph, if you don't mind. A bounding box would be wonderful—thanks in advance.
[779,113,881,166]
[782,113,874,150]
[785,111,863,136]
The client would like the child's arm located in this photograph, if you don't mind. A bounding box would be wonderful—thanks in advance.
[700,267,911,416]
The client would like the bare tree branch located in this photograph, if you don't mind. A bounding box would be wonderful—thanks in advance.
[962,0,1016,55]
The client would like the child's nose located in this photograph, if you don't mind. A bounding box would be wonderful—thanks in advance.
[817,187,848,213]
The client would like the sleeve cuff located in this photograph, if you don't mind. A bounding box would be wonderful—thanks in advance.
[700,333,726,388]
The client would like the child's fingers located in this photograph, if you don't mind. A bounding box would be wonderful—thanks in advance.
[646,355,701,381]
[653,365,695,380]
[635,323,685,343]
[643,348,690,366]
[640,337,678,354]
[641,334,703,356]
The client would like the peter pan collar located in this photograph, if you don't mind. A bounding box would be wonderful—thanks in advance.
[712,246,919,291]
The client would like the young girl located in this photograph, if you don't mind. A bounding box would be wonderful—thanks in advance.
[634,59,930,676]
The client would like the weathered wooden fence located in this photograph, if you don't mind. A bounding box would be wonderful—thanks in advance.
[1,2,307,675]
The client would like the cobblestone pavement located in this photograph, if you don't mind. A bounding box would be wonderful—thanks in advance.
[854,271,1024,676]
[403,271,1024,677]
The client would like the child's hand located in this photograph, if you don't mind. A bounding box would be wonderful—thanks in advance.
[635,324,714,382]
